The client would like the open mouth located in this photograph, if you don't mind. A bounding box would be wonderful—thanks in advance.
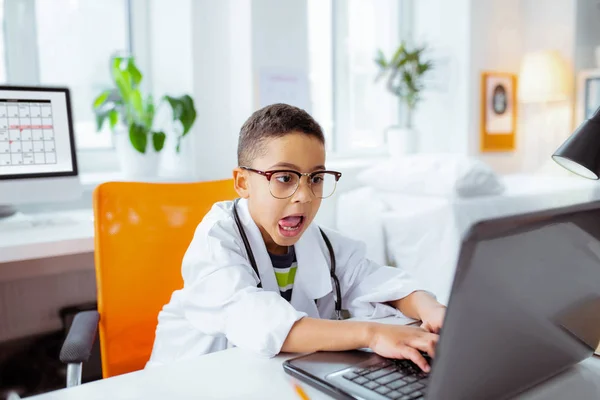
[278,215,305,237]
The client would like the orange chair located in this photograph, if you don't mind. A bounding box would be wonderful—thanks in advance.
[59,179,238,386]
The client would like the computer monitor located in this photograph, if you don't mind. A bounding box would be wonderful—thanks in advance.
[0,86,81,217]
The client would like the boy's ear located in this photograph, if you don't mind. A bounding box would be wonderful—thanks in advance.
[233,168,250,198]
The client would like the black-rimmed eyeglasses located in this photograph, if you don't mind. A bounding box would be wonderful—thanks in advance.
[240,166,342,199]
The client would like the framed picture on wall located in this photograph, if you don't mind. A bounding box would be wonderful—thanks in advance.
[576,69,600,128]
[480,71,517,152]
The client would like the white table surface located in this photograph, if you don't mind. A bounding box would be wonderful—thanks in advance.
[25,349,600,400]
[25,317,600,400]
[0,210,94,264]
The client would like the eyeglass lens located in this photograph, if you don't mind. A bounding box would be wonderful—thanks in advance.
[269,171,337,199]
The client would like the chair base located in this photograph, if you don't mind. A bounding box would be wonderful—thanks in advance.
[66,363,82,388]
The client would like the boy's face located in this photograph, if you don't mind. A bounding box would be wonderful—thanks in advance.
[234,132,325,255]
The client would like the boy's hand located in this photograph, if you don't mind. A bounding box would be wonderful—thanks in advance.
[368,324,439,373]
[392,291,447,334]
[419,304,446,334]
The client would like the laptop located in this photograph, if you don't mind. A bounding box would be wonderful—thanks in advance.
[283,201,600,399]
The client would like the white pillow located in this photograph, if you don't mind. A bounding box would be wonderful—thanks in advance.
[356,154,505,198]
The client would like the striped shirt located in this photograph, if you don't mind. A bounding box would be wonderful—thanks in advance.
[268,246,297,302]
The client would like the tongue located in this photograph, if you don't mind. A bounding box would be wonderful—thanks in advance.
[279,216,302,227]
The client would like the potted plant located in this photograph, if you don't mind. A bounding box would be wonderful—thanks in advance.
[93,55,197,177]
[375,41,433,155]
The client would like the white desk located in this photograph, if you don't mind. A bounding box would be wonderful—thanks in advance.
[0,210,94,264]
[25,347,600,400]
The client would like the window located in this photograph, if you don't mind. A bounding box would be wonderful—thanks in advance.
[35,0,130,150]
[308,0,406,155]
[307,0,333,151]
[2,0,130,153]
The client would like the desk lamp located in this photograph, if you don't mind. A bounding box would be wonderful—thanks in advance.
[552,106,600,179]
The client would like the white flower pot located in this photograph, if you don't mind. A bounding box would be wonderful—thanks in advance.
[385,126,419,157]
[114,127,160,178]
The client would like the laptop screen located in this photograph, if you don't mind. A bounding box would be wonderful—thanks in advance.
[428,202,600,399]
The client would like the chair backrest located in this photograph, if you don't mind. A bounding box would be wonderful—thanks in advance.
[92,179,237,378]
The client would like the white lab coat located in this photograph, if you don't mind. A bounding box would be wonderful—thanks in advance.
[146,198,425,368]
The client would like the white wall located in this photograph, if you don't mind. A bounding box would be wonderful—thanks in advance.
[414,0,578,175]
[187,0,311,182]
[188,0,253,181]
[574,0,600,72]
[251,0,310,79]
[518,0,576,173]
[413,0,471,155]
[149,0,196,179]
[469,0,523,173]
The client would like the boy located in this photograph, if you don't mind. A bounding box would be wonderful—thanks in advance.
[148,104,446,373]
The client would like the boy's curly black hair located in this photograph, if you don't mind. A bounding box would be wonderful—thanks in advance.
[237,103,325,166]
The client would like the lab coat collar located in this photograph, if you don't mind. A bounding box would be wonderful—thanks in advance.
[235,199,332,317]
[236,198,280,294]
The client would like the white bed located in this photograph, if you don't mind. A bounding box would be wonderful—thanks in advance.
[336,174,600,305]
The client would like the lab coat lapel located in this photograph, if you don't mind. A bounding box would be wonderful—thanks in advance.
[236,199,280,294]
[292,224,333,317]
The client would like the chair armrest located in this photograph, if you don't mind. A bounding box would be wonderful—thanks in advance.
[60,310,100,364]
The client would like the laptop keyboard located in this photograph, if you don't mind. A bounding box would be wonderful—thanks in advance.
[341,357,430,399]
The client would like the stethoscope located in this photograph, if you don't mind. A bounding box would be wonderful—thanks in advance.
[232,198,344,320]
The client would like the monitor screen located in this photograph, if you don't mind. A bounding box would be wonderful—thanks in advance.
[0,87,77,180]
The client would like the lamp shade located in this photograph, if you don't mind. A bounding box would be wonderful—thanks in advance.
[552,106,600,179]
[519,50,570,103]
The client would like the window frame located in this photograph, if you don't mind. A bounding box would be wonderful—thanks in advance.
[329,0,414,158]
[2,0,152,173]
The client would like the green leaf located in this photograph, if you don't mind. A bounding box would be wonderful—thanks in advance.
[152,131,166,152]
[414,46,427,58]
[111,56,124,79]
[374,49,387,68]
[96,112,107,131]
[417,61,433,75]
[390,42,406,66]
[396,58,409,69]
[144,95,155,128]
[127,58,142,87]
[93,90,112,109]
[129,123,148,153]
[179,95,196,135]
[164,95,183,120]
[121,70,133,92]
[176,136,182,153]
[94,101,116,131]
[111,56,133,102]
[403,70,417,93]
[114,73,130,101]
[131,89,144,118]
[96,88,123,109]
[164,94,197,136]
[108,109,119,129]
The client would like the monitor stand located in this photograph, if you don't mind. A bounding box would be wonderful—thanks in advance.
[0,205,16,219]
